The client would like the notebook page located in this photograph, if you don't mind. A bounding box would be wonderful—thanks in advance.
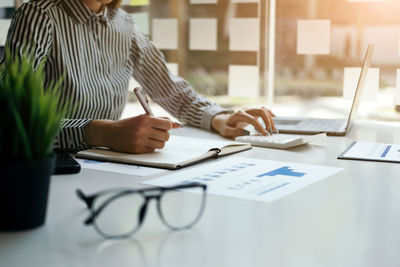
[77,136,245,167]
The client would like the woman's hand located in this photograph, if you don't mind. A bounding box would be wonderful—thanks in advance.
[211,107,276,138]
[84,115,180,154]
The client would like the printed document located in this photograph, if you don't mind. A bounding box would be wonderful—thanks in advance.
[144,157,342,202]
[338,141,400,163]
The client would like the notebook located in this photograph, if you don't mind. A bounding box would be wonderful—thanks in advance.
[76,136,252,170]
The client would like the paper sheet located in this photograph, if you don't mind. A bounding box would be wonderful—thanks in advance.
[75,158,165,177]
[144,157,342,202]
[229,18,259,51]
[228,65,259,98]
[339,141,400,163]
[343,67,379,102]
[297,20,331,55]
[152,19,178,50]
[0,19,11,46]
[189,18,218,51]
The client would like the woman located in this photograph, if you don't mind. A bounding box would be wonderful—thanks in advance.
[3,0,276,153]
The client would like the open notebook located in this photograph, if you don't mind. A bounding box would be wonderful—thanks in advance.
[76,136,252,170]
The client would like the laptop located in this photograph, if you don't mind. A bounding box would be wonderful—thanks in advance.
[273,44,374,136]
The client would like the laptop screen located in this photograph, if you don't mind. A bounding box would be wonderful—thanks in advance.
[344,44,374,132]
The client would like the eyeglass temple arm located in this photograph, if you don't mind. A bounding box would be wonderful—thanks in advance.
[76,189,95,209]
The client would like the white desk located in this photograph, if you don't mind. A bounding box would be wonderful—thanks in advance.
[1,120,400,267]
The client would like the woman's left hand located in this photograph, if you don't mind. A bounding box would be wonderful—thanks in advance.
[211,107,276,138]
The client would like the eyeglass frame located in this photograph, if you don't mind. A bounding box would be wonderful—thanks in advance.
[76,182,207,239]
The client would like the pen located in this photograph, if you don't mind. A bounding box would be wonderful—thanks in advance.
[134,87,154,116]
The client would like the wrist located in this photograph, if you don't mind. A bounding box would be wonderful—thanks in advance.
[84,120,113,147]
[211,113,228,132]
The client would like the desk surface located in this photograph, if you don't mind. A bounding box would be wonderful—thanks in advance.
[1,120,400,267]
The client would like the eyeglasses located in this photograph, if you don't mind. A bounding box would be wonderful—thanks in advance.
[76,182,207,239]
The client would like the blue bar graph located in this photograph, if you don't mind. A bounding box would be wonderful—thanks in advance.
[257,166,306,178]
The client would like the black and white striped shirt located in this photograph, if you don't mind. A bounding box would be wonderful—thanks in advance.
[2,0,226,151]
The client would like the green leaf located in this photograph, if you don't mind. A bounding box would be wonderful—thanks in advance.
[0,47,69,161]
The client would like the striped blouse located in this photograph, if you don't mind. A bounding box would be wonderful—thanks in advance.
[2,0,226,151]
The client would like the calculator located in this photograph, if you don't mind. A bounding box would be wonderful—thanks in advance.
[235,133,326,149]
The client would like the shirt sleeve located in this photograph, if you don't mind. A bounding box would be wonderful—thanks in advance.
[129,23,232,130]
[55,119,92,152]
[4,3,92,152]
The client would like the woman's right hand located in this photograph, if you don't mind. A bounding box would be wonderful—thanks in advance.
[84,115,179,154]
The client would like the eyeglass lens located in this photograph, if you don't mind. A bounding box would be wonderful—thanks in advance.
[158,186,206,230]
[93,192,145,238]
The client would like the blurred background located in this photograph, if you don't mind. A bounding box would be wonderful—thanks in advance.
[2,0,400,121]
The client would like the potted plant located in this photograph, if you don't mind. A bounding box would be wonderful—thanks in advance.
[0,50,68,230]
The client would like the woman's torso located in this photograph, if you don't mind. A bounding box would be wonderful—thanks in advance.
[33,0,134,120]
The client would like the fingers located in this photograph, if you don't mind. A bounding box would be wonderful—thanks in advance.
[148,128,170,142]
[172,122,181,129]
[246,108,276,133]
[149,117,173,131]
[227,111,268,136]
[146,117,172,150]
[268,109,276,117]
[160,116,181,129]
[146,138,166,150]
[108,115,174,154]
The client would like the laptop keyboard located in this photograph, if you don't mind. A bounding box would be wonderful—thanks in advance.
[299,119,345,132]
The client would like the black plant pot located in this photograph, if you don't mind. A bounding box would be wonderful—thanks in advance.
[0,155,55,231]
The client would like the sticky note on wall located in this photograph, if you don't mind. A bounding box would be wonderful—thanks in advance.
[398,30,400,56]
[395,69,400,105]
[121,0,149,6]
[229,18,259,51]
[189,18,217,51]
[348,0,383,2]
[0,0,14,8]
[152,19,178,50]
[297,20,331,55]
[231,0,259,2]
[166,63,179,76]
[0,19,11,46]
[190,0,218,4]
[228,65,259,98]
[343,67,379,102]
[131,12,149,35]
